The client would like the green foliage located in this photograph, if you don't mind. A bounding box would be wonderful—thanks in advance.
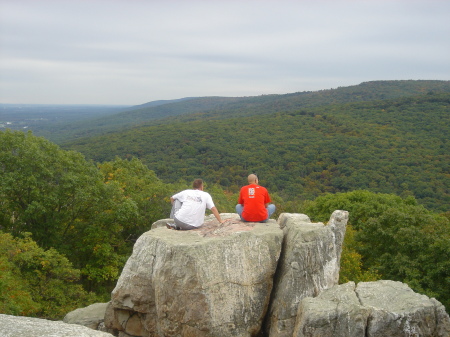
[305,190,450,311]
[1,129,103,246]
[0,253,40,317]
[0,130,207,318]
[0,130,140,295]
[201,183,238,215]
[64,92,450,212]
[303,190,417,229]
[0,232,97,319]
[357,205,450,309]
[338,225,381,284]
[98,157,174,239]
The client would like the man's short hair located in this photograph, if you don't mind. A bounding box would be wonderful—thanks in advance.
[248,174,258,183]
[193,179,203,189]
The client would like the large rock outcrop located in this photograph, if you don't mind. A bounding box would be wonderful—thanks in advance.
[0,313,114,337]
[264,211,348,337]
[63,302,109,330]
[293,280,450,337]
[104,211,349,337]
[100,210,450,337]
[104,214,284,337]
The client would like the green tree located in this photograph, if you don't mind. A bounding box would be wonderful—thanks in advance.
[303,190,417,229]
[98,157,173,238]
[0,130,139,293]
[0,232,96,319]
[304,190,450,311]
[338,225,380,284]
[202,183,237,214]
[357,205,450,309]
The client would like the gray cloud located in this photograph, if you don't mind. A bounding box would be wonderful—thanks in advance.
[1,0,449,104]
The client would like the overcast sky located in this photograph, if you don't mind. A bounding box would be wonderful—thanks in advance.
[1,0,449,105]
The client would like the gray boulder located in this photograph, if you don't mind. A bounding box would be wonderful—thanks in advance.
[265,210,349,337]
[104,216,283,337]
[357,280,450,337]
[63,302,109,329]
[293,280,450,337]
[0,313,114,337]
[292,282,371,337]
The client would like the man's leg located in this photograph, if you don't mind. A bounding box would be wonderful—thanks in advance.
[236,204,245,221]
[174,217,198,230]
[267,204,276,218]
[261,204,276,223]
[167,199,184,229]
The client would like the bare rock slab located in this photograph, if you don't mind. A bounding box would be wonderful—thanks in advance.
[0,314,114,337]
[293,282,370,337]
[357,280,450,337]
[293,280,450,337]
[104,217,283,337]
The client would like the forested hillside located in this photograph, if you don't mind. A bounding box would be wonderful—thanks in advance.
[64,91,450,212]
[45,80,450,143]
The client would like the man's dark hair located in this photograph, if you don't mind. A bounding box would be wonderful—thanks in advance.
[193,179,203,189]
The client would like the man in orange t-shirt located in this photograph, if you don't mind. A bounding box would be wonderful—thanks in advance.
[236,174,276,222]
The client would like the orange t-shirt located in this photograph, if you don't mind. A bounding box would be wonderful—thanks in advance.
[238,184,271,222]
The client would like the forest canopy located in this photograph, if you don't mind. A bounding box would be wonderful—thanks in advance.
[64,92,450,212]
[0,130,175,317]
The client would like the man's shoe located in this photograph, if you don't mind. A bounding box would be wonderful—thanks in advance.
[166,222,178,230]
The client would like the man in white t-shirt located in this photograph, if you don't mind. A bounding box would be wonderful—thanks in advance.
[168,179,225,230]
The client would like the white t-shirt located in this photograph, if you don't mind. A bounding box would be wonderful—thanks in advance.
[172,189,215,227]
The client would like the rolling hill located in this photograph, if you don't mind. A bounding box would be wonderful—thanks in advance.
[61,80,450,212]
[43,80,450,144]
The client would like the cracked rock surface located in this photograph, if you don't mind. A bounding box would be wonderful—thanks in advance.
[293,280,450,337]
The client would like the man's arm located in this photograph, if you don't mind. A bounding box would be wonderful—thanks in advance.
[264,189,271,208]
[211,206,225,224]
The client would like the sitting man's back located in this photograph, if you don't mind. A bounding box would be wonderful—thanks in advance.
[236,174,276,223]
